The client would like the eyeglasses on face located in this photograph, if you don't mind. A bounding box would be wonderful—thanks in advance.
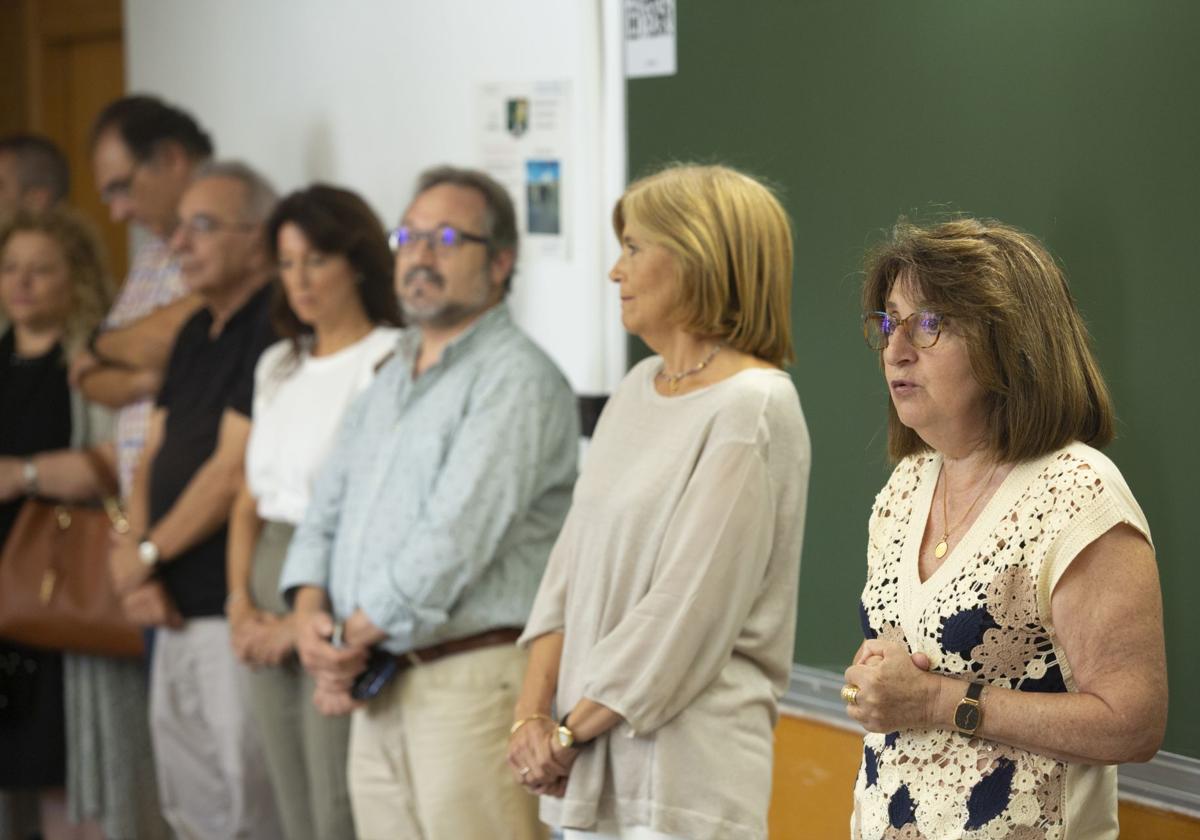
[99,158,151,205]
[178,214,258,237]
[862,310,945,350]
[389,225,490,254]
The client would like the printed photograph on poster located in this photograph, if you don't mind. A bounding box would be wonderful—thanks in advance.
[526,160,561,235]
[507,97,529,137]
[478,80,571,258]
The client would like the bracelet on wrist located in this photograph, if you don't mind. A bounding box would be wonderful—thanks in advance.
[509,713,555,738]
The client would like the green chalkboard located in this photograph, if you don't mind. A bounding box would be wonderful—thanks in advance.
[626,1,1199,758]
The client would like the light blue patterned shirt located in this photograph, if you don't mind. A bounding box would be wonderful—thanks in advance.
[279,303,579,653]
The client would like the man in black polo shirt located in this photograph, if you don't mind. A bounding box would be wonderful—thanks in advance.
[109,160,284,839]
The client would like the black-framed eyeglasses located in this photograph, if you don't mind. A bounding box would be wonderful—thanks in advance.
[862,310,945,350]
[389,225,490,254]
[100,165,142,204]
[178,214,259,237]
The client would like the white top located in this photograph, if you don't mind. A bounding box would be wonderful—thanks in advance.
[245,327,399,524]
[852,441,1152,840]
[521,357,812,840]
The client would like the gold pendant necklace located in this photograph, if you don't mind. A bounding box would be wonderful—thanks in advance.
[658,344,722,393]
[934,461,1000,560]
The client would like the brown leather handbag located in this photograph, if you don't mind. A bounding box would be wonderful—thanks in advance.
[0,449,144,658]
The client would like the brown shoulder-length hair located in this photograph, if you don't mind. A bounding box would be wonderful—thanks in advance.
[265,184,402,355]
[0,207,113,356]
[862,217,1114,463]
[613,163,794,367]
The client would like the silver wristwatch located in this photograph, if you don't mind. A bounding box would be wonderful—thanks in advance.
[137,539,161,567]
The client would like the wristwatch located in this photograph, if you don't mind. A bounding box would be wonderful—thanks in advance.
[555,714,591,750]
[137,538,161,568]
[22,459,38,496]
[954,682,985,736]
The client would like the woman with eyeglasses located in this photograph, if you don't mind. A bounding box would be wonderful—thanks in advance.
[224,184,400,840]
[507,164,811,840]
[845,219,1166,839]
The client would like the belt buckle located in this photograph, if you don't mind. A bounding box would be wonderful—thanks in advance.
[404,650,424,667]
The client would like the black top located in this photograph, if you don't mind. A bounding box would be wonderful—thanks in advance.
[0,330,72,537]
[150,284,275,617]
[0,328,70,788]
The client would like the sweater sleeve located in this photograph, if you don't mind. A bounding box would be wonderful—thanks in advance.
[579,440,776,735]
[519,508,576,645]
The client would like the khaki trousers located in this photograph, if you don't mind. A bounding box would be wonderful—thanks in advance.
[348,642,546,840]
[244,521,355,840]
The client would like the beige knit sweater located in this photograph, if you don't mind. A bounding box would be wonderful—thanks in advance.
[521,357,811,840]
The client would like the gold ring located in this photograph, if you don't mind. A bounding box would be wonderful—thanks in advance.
[519,767,531,776]
[841,684,860,705]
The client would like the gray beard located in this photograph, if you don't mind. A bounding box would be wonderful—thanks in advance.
[400,296,492,329]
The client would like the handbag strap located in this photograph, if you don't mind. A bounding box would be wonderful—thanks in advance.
[79,448,129,531]
[80,447,120,498]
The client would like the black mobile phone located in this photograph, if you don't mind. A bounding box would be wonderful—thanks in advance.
[350,647,399,701]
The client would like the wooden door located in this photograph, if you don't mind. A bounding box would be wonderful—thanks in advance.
[1,0,128,280]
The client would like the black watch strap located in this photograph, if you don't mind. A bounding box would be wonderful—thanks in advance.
[560,713,593,748]
[954,681,985,736]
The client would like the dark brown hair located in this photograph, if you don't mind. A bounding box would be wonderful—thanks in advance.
[90,94,213,162]
[265,184,402,352]
[862,217,1114,463]
[0,133,70,202]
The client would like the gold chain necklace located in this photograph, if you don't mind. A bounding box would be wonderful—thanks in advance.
[657,344,722,393]
[933,462,1000,560]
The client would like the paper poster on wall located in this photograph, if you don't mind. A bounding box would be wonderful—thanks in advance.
[624,0,676,78]
[478,81,571,259]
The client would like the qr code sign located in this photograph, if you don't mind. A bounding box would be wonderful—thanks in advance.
[626,0,675,41]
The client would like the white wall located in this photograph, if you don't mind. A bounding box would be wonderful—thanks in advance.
[125,0,627,392]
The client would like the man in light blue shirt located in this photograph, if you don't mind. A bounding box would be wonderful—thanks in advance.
[280,166,577,839]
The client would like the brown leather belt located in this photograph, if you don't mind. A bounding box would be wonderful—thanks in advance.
[394,627,522,671]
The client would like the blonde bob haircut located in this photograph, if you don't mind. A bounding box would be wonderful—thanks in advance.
[613,163,794,367]
[0,207,113,356]
[862,217,1114,464]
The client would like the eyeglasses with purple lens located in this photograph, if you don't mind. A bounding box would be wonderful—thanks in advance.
[862,310,945,350]
[388,225,490,253]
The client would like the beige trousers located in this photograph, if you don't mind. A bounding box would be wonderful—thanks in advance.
[347,642,546,840]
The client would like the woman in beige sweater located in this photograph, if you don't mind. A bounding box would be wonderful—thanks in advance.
[507,164,811,840]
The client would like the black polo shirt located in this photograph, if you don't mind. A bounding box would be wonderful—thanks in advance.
[150,283,275,618]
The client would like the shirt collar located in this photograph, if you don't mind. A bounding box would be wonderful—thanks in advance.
[397,302,511,368]
[198,282,270,336]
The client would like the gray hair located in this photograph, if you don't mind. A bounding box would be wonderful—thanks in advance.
[194,159,277,223]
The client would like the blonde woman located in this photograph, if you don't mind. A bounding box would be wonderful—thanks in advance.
[508,164,812,840]
[0,208,166,839]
